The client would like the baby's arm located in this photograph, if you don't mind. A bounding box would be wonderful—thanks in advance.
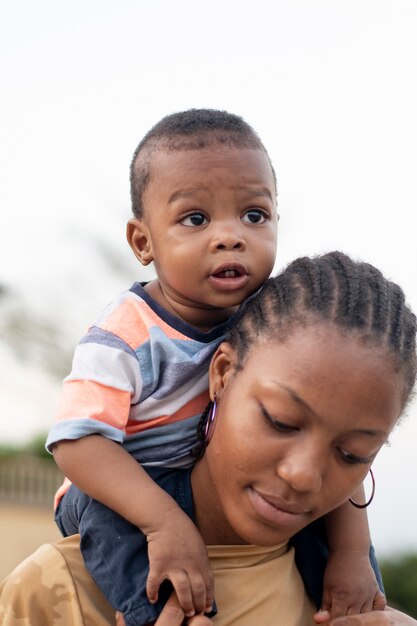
[314,486,386,622]
[53,435,214,617]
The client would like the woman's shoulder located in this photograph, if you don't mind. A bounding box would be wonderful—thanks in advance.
[0,535,115,626]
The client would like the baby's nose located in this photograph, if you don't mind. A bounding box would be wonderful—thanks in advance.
[211,224,246,251]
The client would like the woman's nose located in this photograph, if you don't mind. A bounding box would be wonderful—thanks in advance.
[276,453,323,494]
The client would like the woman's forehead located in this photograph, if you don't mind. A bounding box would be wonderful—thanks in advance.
[238,325,404,432]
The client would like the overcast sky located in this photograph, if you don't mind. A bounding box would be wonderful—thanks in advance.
[1,0,417,555]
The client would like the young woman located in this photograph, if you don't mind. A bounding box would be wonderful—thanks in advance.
[1,251,416,626]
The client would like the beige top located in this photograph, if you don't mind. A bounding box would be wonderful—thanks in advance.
[0,535,315,625]
[208,543,316,626]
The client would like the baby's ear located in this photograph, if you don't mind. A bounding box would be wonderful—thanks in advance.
[126,218,154,265]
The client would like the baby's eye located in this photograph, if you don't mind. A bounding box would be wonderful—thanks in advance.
[181,213,208,227]
[241,209,268,224]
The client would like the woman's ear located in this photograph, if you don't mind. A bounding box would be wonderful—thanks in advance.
[209,342,237,401]
[126,218,154,266]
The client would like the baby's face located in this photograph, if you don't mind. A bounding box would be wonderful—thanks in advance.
[129,145,278,328]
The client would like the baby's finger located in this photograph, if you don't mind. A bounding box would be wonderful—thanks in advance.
[319,590,332,613]
[115,612,126,626]
[187,616,212,625]
[344,592,385,617]
[189,568,214,615]
[146,570,162,604]
[329,601,373,620]
[153,594,186,626]
[205,572,214,613]
[372,590,386,611]
[353,591,386,615]
[327,595,353,619]
[168,571,196,617]
[344,588,386,616]
[313,609,331,624]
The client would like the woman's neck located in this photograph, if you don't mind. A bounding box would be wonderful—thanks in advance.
[191,459,248,545]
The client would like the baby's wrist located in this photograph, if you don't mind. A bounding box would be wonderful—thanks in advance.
[141,502,192,535]
[328,547,370,559]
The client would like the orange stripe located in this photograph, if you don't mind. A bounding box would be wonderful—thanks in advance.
[102,297,190,350]
[55,380,131,430]
[101,299,150,349]
[125,390,210,434]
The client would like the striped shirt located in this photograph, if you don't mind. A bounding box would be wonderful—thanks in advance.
[46,283,232,469]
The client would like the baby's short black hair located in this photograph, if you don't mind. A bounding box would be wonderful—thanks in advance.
[130,108,276,218]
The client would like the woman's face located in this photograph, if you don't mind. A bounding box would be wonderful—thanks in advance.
[192,323,405,546]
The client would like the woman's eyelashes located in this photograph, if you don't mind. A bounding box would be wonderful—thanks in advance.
[261,404,375,466]
[261,405,299,433]
[336,447,374,465]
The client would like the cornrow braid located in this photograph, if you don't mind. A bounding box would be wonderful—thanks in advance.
[228,251,417,405]
[192,402,212,460]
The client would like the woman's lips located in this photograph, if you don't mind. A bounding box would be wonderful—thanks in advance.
[248,488,310,527]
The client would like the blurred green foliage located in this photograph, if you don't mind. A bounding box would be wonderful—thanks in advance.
[0,432,52,461]
[381,553,417,617]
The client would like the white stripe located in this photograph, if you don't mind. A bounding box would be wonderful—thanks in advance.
[65,342,143,402]
[93,290,132,325]
[130,371,209,422]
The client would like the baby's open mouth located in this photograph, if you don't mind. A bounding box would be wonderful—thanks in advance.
[214,269,242,278]
[209,264,249,290]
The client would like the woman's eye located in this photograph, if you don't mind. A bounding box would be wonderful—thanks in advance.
[338,448,371,465]
[271,420,298,433]
[181,213,208,227]
[242,209,268,224]
[261,406,298,433]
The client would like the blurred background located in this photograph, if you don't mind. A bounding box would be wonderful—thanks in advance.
[1,0,416,613]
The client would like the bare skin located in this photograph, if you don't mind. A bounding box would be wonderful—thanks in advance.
[127,146,278,330]
[53,144,278,616]
[54,146,389,621]
[116,601,417,626]
[325,607,417,625]
[53,436,213,615]
[123,327,412,625]
[191,329,403,621]
[5,315,416,625]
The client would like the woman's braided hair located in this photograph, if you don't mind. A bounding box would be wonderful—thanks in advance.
[228,251,417,406]
[192,251,417,458]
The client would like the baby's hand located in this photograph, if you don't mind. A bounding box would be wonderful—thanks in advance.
[313,551,386,623]
[155,593,212,626]
[318,606,416,625]
[145,508,214,618]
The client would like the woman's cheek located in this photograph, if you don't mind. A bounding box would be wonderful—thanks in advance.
[319,470,368,517]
